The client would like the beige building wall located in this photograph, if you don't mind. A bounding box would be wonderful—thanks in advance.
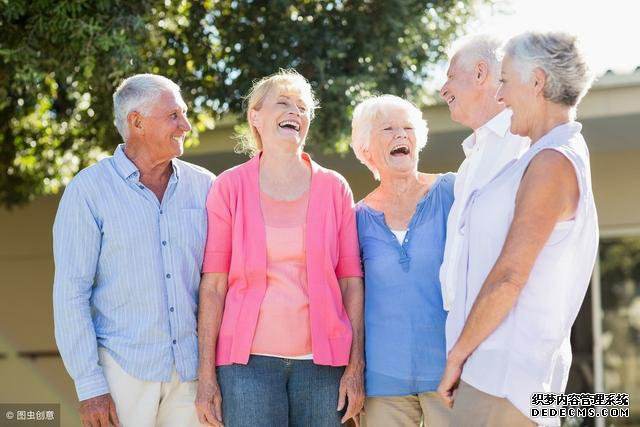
[1,73,639,424]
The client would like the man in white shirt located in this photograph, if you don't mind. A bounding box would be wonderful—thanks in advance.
[437,35,531,425]
[439,34,530,313]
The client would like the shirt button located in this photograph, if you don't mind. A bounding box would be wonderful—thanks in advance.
[172,339,177,345]
[162,240,167,246]
[169,307,174,312]
[166,273,171,279]
[160,209,163,214]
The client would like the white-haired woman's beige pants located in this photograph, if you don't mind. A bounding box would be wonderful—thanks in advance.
[98,348,201,427]
[360,391,451,427]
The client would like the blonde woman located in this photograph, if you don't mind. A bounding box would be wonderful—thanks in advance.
[195,70,365,427]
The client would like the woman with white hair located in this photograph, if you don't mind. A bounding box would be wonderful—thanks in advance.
[439,31,598,427]
[351,95,454,426]
[195,70,365,427]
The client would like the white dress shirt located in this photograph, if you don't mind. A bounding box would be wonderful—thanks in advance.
[439,109,530,311]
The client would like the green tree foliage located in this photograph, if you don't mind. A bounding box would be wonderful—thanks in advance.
[0,0,480,207]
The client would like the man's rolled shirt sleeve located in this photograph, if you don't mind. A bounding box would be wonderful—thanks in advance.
[52,180,109,401]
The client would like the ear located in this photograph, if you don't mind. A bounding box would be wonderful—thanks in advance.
[474,61,489,85]
[532,67,547,97]
[249,109,261,128]
[362,147,373,164]
[127,111,144,135]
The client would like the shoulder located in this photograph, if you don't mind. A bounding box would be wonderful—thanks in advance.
[64,157,112,196]
[528,149,577,180]
[432,172,456,199]
[313,163,353,194]
[175,158,215,181]
[521,149,579,202]
[209,157,253,192]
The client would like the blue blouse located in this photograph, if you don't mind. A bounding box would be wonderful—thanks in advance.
[356,172,455,397]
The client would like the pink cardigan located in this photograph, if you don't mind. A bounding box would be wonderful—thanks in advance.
[202,153,363,366]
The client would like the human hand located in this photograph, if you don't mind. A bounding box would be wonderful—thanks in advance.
[79,393,119,427]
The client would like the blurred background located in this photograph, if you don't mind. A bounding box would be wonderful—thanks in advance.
[1,0,639,425]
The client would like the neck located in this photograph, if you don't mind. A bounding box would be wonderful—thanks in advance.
[377,169,421,198]
[469,99,505,131]
[259,146,307,181]
[124,142,172,181]
[529,103,573,144]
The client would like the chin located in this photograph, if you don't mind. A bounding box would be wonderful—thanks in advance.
[509,124,527,138]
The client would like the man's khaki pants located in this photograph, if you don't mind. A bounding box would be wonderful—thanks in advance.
[98,348,201,427]
[360,391,451,427]
[450,381,536,427]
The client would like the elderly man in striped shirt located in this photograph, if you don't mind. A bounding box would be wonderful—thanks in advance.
[53,74,213,426]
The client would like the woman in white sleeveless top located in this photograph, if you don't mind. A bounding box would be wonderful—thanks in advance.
[437,31,598,427]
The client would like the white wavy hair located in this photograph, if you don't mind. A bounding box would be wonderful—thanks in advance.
[350,95,428,180]
[502,31,593,107]
[112,74,183,141]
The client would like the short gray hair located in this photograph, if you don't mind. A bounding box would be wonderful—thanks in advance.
[350,95,428,180]
[449,33,503,82]
[503,31,593,107]
[113,74,183,141]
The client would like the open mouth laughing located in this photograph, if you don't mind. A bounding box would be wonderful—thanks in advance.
[389,143,410,156]
[278,120,301,132]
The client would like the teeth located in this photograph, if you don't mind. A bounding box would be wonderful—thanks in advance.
[279,120,300,131]
[390,144,410,154]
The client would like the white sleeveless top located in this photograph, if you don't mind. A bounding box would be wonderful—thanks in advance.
[445,122,599,426]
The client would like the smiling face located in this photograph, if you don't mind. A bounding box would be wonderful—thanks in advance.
[136,90,191,160]
[250,85,311,153]
[496,55,540,138]
[439,54,483,127]
[365,105,419,178]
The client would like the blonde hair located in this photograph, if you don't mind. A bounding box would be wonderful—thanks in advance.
[236,69,319,156]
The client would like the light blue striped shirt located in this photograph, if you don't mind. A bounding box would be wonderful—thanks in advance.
[53,144,214,401]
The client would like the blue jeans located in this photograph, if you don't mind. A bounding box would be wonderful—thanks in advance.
[217,355,345,427]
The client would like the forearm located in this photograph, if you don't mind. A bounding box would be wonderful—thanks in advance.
[53,277,108,400]
[197,274,227,382]
[340,277,364,370]
[449,271,523,364]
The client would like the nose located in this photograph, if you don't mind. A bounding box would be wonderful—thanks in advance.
[395,127,408,139]
[439,83,449,101]
[290,104,303,116]
[495,84,505,104]
[180,114,192,132]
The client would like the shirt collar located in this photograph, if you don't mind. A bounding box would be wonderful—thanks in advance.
[483,108,512,138]
[112,143,180,182]
[460,109,513,156]
[113,144,139,181]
